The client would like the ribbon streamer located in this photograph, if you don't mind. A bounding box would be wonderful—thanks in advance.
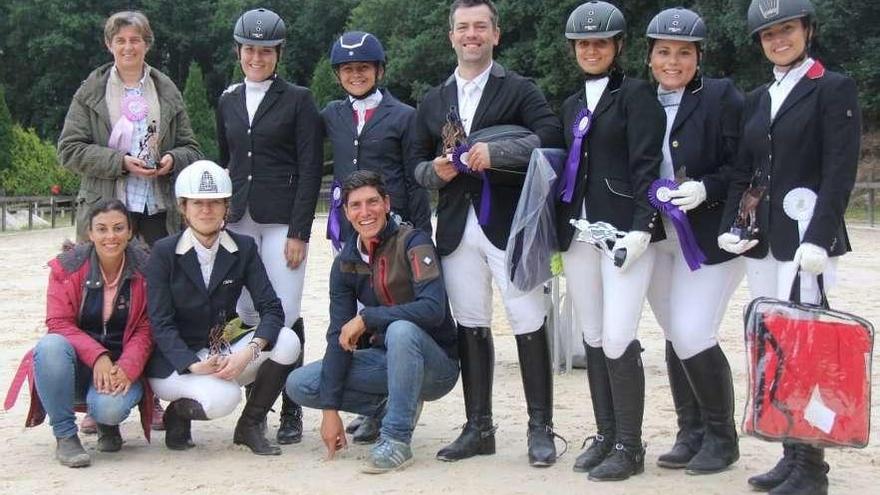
[559,107,592,203]
[327,180,343,251]
[108,94,149,152]
[648,178,707,271]
[452,143,491,226]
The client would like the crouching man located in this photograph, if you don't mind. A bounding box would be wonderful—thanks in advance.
[286,170,459,473]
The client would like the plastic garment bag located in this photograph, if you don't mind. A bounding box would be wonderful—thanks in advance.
[742,277,874,448]
[506,148,565,293]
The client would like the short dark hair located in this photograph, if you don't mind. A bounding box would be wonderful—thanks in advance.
[449,0,499,30]
[88,198,130,230]
[341,170,388,205]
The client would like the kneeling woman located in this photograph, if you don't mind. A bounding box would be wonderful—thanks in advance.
[7,199,154,468]
[145,160,301,455]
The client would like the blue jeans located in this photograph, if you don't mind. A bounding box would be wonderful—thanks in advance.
[33,334,143,438]
[287,320,459,444]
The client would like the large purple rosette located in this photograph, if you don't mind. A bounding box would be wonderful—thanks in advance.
[451,144,492,226]
[648,178,707,271]
[559,107,592,203]
[326,180,343,251]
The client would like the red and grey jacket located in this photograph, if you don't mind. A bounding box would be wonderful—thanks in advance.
[318,218,457,410]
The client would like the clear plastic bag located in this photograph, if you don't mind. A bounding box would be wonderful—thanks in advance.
[506,148,566,293]
[742,277,874,448]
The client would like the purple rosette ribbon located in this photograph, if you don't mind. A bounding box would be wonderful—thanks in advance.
[108,94,149,152]
[452,143,492,226]
[326,180,343,251]
[559,107,592,203]
[648,179,707,271]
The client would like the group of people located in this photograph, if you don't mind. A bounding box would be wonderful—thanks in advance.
[6,1,860,493]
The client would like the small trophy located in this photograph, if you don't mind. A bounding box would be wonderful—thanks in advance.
[442,106,467,153]
[570,218,628,267]
[729,169,767,241]
[137,121,159,169]
[207,310,232,357]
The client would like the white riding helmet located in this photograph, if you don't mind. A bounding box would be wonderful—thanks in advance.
[174,160,232,200]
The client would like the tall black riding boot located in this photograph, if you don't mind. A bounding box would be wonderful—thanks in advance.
[164,398,207,450]
[681,345,739,474]
[573,342,615,473]
[589,340,645,482]
[769,445,828,495]
[436,326,495,462]
[658,341,704,468]
[278,318,305,445]
[748,443,798,491]
[515,326,558,467]
[234,359,294,455]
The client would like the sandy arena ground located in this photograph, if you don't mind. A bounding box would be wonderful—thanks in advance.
[1,219,878,494]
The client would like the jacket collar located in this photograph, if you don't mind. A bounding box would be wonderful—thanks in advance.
[57,239,150,289]
[341,216,400,263]
[175,229,238,255]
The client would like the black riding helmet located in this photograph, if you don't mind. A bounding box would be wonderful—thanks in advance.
[565,1,626,40]
[233,8,286,47]
[646,7,706,43]
[645,7,706,78]
[747,0,815,37]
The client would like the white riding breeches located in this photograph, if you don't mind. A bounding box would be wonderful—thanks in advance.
[227,210,307,327]
[441,207,546,336]
[149,327,300,419]
[647,231,745,359]
[562,238,656,359]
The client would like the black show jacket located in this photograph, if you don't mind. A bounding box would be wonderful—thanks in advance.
[721,62,861,261]
[216,76,323,241]
[556,72,665,251]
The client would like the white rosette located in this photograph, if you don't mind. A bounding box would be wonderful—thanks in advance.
[783,188,817,242]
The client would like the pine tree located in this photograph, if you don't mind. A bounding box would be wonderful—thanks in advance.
[183,62,218,161]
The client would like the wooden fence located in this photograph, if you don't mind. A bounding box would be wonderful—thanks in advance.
[0,196,77,232]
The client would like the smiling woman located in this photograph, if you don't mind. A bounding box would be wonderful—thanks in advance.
[57,11,201,246]
[216,7,323,446]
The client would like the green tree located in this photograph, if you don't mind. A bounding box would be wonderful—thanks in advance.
[0,125,79,196]
[183,62,219,160]
[0,85,13,178]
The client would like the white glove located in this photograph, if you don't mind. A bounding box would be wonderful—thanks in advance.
[717,232,758,255]
[793,242,828,274]
[667,181,707,212]
[612,231,651,272]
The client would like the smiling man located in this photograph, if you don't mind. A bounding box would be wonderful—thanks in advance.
[410,0,564,467]
[285,170,459,473]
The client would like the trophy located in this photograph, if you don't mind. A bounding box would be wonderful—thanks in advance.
[570,218,628,267]
[729,168,767,241]
[207,310,232,357]
[137,121,159,169]
[442,106,467,154]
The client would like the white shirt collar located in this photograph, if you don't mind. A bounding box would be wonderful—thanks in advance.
[454,63,493,92]
[175,228,239,255]
[348,90,384,109]
[772,57,814,85]
[110,64,149,89]
[583,77,609,113]
[244,77,274,92]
